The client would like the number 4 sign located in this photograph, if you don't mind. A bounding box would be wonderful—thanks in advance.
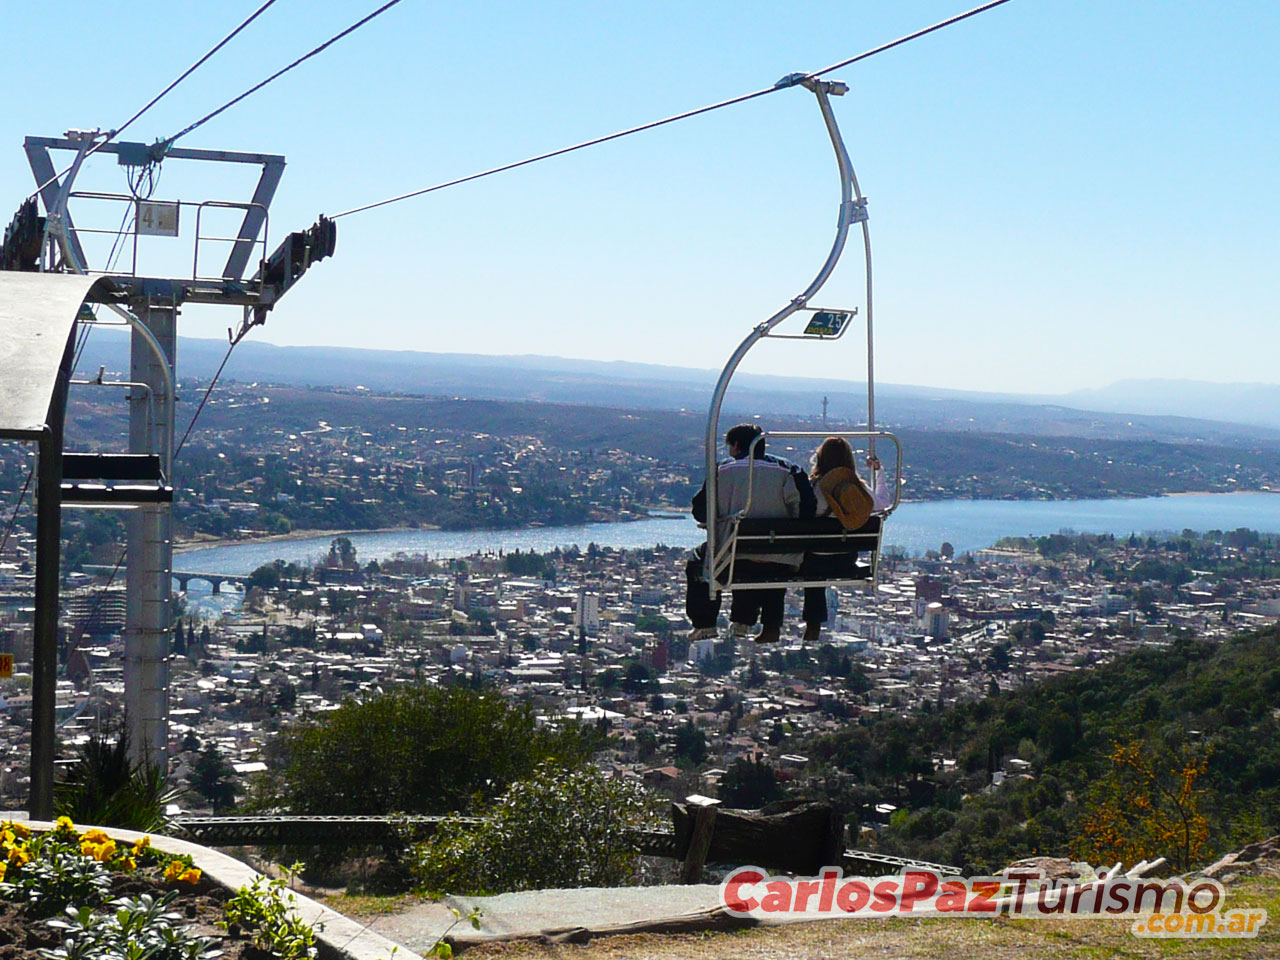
[136,201,180,237]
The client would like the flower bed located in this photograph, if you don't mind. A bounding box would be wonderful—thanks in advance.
[0,818,313,960]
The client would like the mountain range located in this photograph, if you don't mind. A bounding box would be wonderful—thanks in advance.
[76,330,1280,447]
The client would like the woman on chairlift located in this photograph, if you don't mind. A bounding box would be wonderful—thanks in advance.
[801,437,892,643]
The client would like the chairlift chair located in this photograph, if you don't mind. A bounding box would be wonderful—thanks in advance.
[701,75,902,594]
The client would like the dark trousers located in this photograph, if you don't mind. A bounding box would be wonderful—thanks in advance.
[685,552,790,630]
[685,547,721,629]
[728,560,791,628]
[801,553,860,624]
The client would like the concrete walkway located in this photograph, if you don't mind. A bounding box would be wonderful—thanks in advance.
[363,885,731,951]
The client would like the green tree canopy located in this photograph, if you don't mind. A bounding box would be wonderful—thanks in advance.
[718,758,782,809]
[267,686,599,815]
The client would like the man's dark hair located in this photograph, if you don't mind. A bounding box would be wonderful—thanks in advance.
[725,423,765,458]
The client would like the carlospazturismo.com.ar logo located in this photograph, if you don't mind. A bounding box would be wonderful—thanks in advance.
[719,867,1266,938]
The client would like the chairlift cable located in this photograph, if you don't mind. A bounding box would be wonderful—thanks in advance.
[802,0,1013,79]
[174,328,248,458]
[330,83,781,219]
[332,0,1014,220]
[0,468,34,558]
[27,0,284,202]
[158,0,407,151]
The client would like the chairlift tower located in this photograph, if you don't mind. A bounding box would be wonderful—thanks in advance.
[17,131,335,772]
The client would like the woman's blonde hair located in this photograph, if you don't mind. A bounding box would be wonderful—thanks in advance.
[810,436,855,481]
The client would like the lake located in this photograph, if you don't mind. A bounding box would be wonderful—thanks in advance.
[176,492,1280,576]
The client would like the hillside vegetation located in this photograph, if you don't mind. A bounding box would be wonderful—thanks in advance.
[808,625,1280,873]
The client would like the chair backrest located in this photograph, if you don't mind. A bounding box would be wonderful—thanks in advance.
[734,515,882,555]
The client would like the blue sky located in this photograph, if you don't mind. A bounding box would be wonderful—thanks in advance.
[2,1,1277,394]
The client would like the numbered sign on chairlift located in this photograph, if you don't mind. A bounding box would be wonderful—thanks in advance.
[803,309,853,338]
[136,201,179,238]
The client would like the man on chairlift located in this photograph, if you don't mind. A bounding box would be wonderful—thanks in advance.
[686,423,815,645]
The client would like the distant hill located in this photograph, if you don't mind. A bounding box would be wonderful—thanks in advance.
[1061,379,1280,430]
[77,330,1280,447]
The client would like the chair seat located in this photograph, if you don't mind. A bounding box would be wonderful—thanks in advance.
[60,453,172,506]
[62,481,173,505]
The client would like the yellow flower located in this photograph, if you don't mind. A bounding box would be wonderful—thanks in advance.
[0,830,13,846]
[122,857,137,872]
[80,838,116,862]
[132,836,151,856]
[0,862,7,881]
[54,816,76,836]
[164,860,185,883]
[8,846,31,867]
[178,867,201,884]
[82,829,110,844]
[10,822,29,839]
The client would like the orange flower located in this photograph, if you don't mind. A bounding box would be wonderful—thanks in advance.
[178,867,202,884]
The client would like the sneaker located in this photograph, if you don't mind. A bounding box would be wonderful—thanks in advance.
[688,627,718,641]
[755,624,781,645]
[803,623,822,645]
[730,622,751,638]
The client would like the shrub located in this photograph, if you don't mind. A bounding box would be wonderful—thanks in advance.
[54,727,182,833]
[222,866,318,960]
[411,762,659,895]
[41,892,220,960]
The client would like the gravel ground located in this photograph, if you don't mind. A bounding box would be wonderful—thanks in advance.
[335,876,1280,960]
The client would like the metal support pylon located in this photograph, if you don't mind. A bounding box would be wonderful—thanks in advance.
[125,297,174,769]
[19,132,334,777]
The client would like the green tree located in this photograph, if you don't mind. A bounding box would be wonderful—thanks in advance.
[246,562,283,593]
[267,687,598,815]
[635,727,658,761]
[190,745,237,811]
[328,536,357,569]
[673,721,707,766]
[621,661,652,695]
[718,758,782,808]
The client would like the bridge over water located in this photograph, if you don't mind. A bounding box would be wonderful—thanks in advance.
[81,565,249,595]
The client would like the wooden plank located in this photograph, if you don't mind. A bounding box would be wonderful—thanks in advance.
[673,801,843,876]
[678,797,720,884]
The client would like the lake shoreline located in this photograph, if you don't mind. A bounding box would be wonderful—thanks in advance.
[173,513,669,556]
[175,490,1279,557]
